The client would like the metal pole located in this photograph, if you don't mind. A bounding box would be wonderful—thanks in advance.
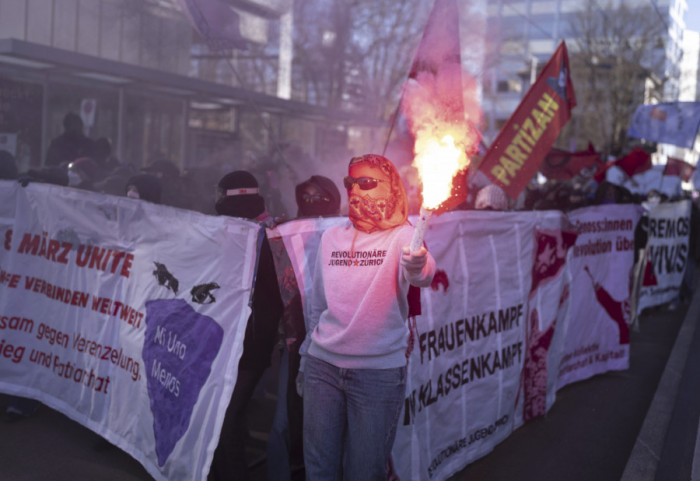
[180,99,189,169]
[40,73,50,168]
[116,86,125,163]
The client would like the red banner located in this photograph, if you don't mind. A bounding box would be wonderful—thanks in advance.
[479,41,576,198]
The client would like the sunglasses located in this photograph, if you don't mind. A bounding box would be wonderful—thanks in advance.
[343,176,387,191]
[302,193,330,203]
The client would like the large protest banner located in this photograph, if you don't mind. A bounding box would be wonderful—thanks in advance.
[270,211,638,481]
[636,200,692,314]
[1,186,650,481]
[0,182,260,481]
[558,204,642,389]
[390,209,573,481]
[0,180,16,268]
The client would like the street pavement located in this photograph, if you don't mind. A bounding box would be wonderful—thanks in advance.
[1,267,698,481]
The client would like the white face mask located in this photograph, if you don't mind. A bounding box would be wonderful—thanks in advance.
[126,186,140,199]
[67,170,82,187]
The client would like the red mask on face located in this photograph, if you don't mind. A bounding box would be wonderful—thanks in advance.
[346,154,408,233]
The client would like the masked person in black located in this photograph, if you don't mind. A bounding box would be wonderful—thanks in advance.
[0,150,18,180]
[267,175,341,481]
[125,174,162,204]
[209,171,283,481]
[294,175,341,219]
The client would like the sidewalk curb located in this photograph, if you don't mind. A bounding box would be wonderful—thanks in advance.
[621,266,700,481]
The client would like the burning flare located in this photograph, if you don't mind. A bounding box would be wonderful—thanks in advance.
[413,133,468,209]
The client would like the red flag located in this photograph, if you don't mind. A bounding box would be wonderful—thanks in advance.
[642,257,658,286]
[400,0,481,214]
[479,41,576,198]
[539,143,604,180]
[615,146,652,177]
[408,0,461,87]
[593,160,616,184]
[665,157,696,182]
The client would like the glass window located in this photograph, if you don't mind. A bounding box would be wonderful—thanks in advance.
[124,93,184,168]
[0,75,43,172]
[528,14,556,40]
[46,81,119,169]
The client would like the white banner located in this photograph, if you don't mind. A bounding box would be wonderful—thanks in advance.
[264,208,646,481]
[558,204,642,388]
[0,193,646,481]
[393,210,573,481]
[0,183,260,481]
[636,200,691,313]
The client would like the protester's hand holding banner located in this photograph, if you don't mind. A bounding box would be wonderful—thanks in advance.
[0,182,261,481]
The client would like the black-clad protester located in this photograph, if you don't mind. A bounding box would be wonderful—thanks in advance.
[125,173,162,204]
[18,166,69,187]
[93,137,121,172]
[294,175,341,218]
[209,171,283,481]
[267,175,341,481]
[45,112,95,166]
[142,158,192,210]
[95,163,139,198]
[0,150,18,180]
[592,180,633,206]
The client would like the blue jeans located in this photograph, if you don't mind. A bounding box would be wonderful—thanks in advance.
[267,345,294,480]
[303,355,406,481]
[268,344,305,480]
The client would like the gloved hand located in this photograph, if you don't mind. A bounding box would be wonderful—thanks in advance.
[18,175,32,187]
[401,246,428,275]
[296,371,304,397]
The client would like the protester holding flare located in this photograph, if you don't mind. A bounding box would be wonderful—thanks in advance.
[299,154,436,481]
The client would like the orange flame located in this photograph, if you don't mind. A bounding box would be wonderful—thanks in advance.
[413,133,469,210]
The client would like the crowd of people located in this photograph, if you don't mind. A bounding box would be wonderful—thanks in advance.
[2,112,700,481]
[4,115,700,224]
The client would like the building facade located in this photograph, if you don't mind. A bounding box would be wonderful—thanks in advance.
[481,0,689,155]
[0,0,376,207]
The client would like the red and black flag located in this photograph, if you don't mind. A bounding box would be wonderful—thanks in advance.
[539,143,604,180]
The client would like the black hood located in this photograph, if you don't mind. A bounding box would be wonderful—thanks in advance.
[215,170,266,219]
[295,175,341,218]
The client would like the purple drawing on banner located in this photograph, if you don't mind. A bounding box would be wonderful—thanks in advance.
[142,298,223,466]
